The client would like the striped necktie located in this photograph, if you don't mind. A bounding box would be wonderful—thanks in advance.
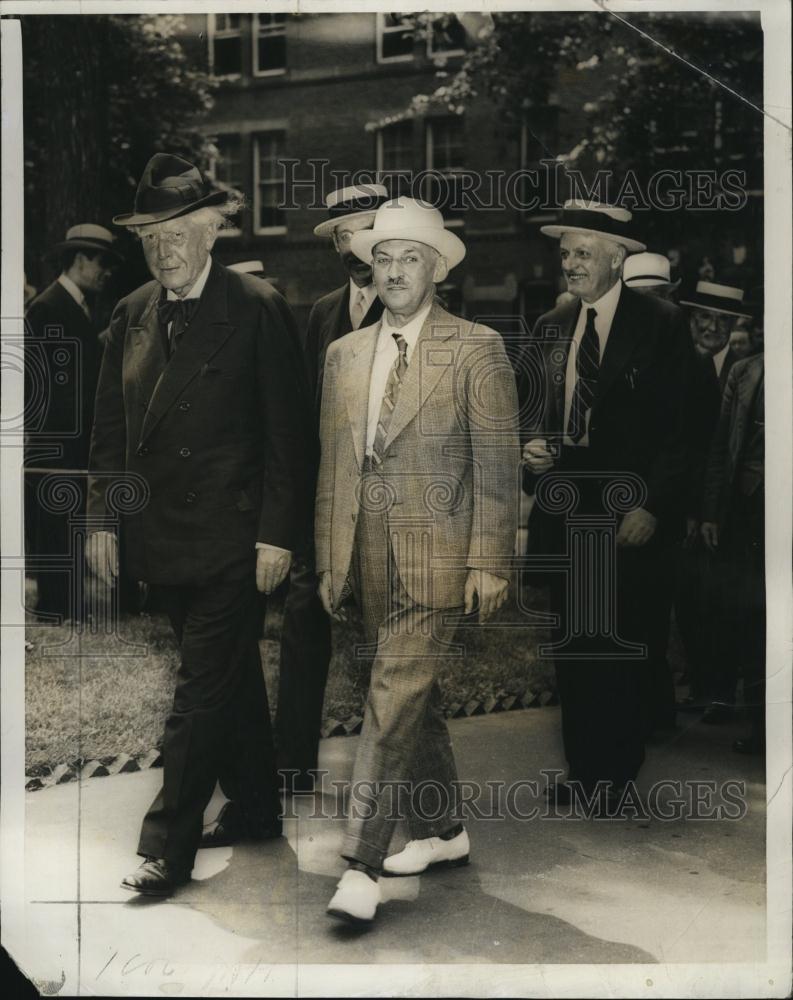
[351,288,367,329]
[567,307,600,443]
[370,333,408,467]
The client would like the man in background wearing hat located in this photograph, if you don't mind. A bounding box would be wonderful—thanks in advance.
[25,224,121,619]
[86,153,310,896]
[520,200,695,809]
[675,281,753,725]
[317,197,519,923]
[275,185,388,793]
[622,251,680,302]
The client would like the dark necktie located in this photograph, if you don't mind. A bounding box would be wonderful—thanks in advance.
[370,333,409,467]
[567,307,600,443]
[157,298,199,356]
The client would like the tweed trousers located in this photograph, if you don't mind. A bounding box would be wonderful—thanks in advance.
[341,467,464,870]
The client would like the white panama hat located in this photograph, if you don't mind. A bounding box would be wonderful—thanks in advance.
[540,199,646,253]
[623,252,675,288]
[313,183,390,238]
[349,197,467,270]
[679,280,752,319]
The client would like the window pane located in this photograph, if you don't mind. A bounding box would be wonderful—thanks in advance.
[431,15,466,53]
[213,36,241,76]
[215,136,242,188]
[430,119,464,173]
[257,34,286,72]
[259,186,284,230]
[257,133,286,230]
[382,14,415,59]
[380,122,413,172]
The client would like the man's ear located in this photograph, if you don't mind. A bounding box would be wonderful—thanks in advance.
[433,254,449,284]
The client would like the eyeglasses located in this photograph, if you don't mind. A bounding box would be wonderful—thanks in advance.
[140,230,188,249]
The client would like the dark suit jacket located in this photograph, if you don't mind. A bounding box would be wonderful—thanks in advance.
[87,259,311,586]
[702,353,764,526]
[518,285,697,536]
[303,283,383,406]
[25,280,102,470]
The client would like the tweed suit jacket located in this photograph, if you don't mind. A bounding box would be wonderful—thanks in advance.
[87,259,311,586]
[315,302,520,610]
[701,353,764,526]
[303,283,384,406]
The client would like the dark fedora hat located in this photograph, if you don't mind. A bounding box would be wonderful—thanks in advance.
[113,152,227,226]
[49,224,124,262]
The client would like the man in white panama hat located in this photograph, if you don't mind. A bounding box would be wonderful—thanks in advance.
[674,280,753,727]
[623,251,681,302]
[274,184,389,795]
[317,197,519,923]
[518,200,696,810]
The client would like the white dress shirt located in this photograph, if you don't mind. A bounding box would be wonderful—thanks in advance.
[365,302,432,456]
[563,279,623,447]
[349,280,378,329]
[712,342,730,378]
[58,273,91,319]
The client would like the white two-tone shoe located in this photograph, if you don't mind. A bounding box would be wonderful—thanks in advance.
[383,829,470,877]
[326,869,381,924]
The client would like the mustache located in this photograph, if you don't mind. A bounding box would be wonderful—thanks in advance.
[386,279,408,288]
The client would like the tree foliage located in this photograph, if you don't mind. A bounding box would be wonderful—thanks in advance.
[22,14,216,283]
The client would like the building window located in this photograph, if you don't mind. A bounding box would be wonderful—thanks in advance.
[377,13,415,63]
[208,13,243,79]
[376,121,413,189]
[253,132,286,234]
[209,135,243,236]
[253,13,287,76]
[425,116,466,226]
[428,15,467,57]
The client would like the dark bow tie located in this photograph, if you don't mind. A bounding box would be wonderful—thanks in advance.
[157,297,199,328]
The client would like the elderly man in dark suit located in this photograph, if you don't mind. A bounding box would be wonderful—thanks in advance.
[86,153,310,896]
[25,225,121,618]
[275,184,388,793]
[519,200,695,810]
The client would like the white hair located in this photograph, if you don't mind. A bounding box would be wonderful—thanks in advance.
[127,190,245,241]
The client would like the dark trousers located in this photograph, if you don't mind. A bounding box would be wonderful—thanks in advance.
[275,553,332,777]
[530,451,672,788]
[138,573,281,871]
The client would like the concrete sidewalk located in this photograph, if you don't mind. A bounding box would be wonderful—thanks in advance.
[15,708,765,995]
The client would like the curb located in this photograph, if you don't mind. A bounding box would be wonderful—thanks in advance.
[25,689,557,791]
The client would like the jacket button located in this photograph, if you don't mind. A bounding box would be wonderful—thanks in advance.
[185,491,197,504]
[178,400,190,411]
[179,447,191,458]
[137,445,149,456]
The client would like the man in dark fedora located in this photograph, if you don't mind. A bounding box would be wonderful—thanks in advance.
[518,200,696,810]
[274,184,388,793]
[86,153,311,896]
[25,224,122,618]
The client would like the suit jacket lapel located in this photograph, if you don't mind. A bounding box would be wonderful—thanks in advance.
[331,285,352,341]
[140,261,235,443]
[593,288,640,410]
[383,303,456,450]
[129,285,167,419]
[340,322,379,469]
[547,301,579,430]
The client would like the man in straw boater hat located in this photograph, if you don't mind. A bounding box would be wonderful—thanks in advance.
[317,197,519,923]
[86,153,311,896]
[274,184,388,796]
[25,224,122,619]
[519,199,696,812]
[674,280,753,726]
[622,251,681,302]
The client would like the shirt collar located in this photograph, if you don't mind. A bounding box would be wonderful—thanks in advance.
[166,254,213,301]
[349,279,376,306]
[579,278,622,330]
[377,301,433,355]
[57,273,86,308]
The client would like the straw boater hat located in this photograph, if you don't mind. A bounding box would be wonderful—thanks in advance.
[349,197,467,270]
[678,281,752,319]
[49,224,124,263]
[540,199,646,253]
[623,252,678,289]
[113,153,228,227]
[313,183,390,238]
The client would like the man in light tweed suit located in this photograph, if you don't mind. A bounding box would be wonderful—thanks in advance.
[316,198,520,924]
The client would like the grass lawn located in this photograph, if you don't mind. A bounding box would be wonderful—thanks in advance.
[24,588,556,773]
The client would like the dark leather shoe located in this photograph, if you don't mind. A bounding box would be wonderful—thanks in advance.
[200,801,282,848]
[121,857,190,897]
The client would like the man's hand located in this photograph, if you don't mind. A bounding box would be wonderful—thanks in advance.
[255,545,292,594]
[682,516,700,550]
[701,521,719,552]
[616,507,658,547]
[318,572,347,622]
[85,530,119,588]
[522,438,555,474]
[464,570,509,621]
